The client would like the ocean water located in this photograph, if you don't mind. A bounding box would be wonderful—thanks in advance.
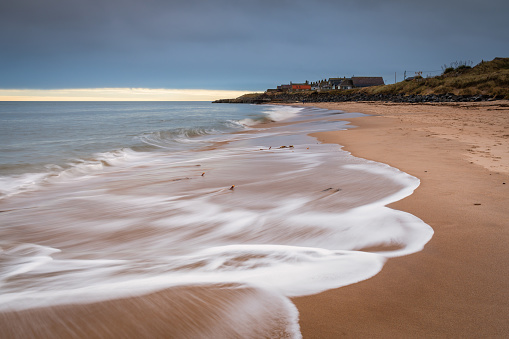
[0,102,433,338]
[0,102,277,189]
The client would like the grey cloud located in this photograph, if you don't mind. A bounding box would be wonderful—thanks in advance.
[0,0,508,89]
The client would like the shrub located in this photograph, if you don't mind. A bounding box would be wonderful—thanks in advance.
[443,67,455,74]
[457,65,472,70]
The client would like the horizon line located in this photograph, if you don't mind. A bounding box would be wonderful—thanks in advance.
[0,88,253,101]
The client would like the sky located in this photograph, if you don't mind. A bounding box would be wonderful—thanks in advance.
[1,0,508,100]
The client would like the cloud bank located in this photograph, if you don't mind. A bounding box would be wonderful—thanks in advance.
[1,0,508,89]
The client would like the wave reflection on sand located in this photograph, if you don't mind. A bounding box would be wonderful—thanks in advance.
[0,106,433,338]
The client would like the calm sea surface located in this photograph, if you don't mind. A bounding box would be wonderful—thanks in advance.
[0,101,433,338]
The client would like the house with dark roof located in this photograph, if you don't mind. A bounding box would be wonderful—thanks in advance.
[338,79,354,89]
[351,77,385,87]
[311,80,330,90]
[329,76,384,89]
[277,84,292,92]
[275,76,384,92]
[328,78,344,89]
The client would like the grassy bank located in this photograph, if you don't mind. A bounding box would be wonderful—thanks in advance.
[215,58,509,103]
[368,57,509,97]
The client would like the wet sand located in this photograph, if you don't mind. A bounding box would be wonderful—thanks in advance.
[291,101,509,338]
[0,284,299,338]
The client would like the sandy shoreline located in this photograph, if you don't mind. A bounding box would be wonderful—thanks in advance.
[290,101,509,337]
[1,101,508,338]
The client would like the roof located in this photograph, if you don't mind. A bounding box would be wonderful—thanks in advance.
[292,84,311,89]
[329,78,347,85]
[351,77,384,87]
[339,79,354,87]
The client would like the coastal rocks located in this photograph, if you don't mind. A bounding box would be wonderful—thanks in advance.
[299,93,496,103]
[214,93,501,104]
[213,97,272,104]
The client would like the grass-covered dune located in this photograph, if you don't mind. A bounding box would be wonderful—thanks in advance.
[369,57,509,97]
[215,58,509,103]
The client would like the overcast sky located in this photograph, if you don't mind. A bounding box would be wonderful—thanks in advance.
[1,0,508,92]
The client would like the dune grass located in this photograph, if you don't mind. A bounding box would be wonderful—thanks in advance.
[362,57,509,98]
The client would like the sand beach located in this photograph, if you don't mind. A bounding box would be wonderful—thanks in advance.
[0,101,507,338]
[291,101,509,338]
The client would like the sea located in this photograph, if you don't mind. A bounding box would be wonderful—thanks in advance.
[0,101,433,338]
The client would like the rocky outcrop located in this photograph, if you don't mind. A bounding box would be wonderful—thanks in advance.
[212,98,272,104]
[214,92,504,104]
[298,93,502,103]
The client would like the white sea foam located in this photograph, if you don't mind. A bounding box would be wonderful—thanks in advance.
[0,141,432,311]
[237,105,303,126]
[0,172,49,198]
[0,104,433,338]
[0,148,153,199]
[263,105,304,122]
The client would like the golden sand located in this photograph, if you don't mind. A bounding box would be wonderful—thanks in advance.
[2,101,507,338]
[290,101,509,338]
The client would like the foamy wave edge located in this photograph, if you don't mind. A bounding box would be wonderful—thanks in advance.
[0,148,144,199]
[238,105,304,126]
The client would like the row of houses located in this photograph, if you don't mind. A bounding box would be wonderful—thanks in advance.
[271,77,384,92]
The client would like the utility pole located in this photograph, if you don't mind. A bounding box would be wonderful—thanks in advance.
[395,72,397,84]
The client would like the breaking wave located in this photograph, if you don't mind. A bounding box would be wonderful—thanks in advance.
[0,103,433,338]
